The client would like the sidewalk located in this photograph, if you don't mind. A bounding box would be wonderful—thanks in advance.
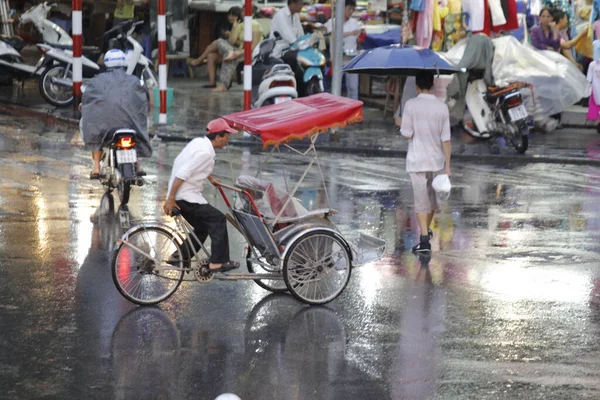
[1,77,600,165]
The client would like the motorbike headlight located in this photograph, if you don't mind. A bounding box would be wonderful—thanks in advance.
[296,38,312,51]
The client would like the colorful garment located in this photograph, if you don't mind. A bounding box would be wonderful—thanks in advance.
[444,13,468,50]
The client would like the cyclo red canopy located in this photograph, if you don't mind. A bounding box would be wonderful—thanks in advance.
[222,93,363,148]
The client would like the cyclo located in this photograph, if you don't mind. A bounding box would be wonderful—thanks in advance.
[111,94,385,306]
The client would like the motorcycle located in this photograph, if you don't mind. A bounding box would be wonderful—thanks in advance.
[287,33,326,96]
[461,74,530,154]
[19,2,72,46]
[99,128,144,205]
[0,35,48,84]
[36,20,157,108]
[252,37,297,108]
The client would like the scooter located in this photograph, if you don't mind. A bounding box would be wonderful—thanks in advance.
[98,128,144,205]
[252,37,297,108]
[0,35,48,84]
[19,2,72,45]
[286,33,326,96]
[461,74,530,154]
[37,20,158,107]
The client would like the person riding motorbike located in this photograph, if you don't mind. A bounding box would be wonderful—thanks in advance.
[270,0,305,89]
[80,49,152,179]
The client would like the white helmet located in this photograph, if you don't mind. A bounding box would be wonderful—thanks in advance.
[104,49,127,69]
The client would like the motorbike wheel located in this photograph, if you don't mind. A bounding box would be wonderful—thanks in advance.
[305,77,323,96]
[39,65,74,107]
[118,180,131,205]
[510,125,529,154]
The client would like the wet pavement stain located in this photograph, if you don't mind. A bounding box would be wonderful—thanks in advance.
[0,114,600,399]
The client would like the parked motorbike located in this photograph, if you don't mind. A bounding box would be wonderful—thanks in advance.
[252,37,297,108]
[19,2,72,46]
[99,128,144,205]
[461,75,530,154]
[37,20,157,107]
[0,35,48,85]
[287,33,326,96]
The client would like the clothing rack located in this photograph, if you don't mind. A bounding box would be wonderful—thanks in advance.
[0,0,14,37]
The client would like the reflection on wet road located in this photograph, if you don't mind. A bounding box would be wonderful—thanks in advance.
[1,122,600,399]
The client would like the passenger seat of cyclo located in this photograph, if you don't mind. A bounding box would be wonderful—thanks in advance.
[235,175,307,219]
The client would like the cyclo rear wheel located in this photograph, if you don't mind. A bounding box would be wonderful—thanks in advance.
[283,230,352,305]
[112,226,186,305]
[246,247,287,293]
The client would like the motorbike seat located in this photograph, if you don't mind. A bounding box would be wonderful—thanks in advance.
[107,128,138,142]
[50,44,103,62]
[0,35,25,53]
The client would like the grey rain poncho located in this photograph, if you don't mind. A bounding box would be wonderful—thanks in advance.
[446,33,495,122]
[80,69,152,157]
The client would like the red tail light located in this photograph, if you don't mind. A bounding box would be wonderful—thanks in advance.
[116,136,135,149]
[270,80,295,89]
[505,96,522,108]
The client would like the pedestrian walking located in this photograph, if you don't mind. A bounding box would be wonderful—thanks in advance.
[400,71,452,253]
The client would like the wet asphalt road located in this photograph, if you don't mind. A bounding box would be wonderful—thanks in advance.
[1,114,600,400]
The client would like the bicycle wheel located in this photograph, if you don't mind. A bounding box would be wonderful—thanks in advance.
[112,226,185,305]
[283,230,352,305]
[246,247,287,293]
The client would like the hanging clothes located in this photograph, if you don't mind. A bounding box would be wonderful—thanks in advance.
[448,0,463,13]
[473,0,492,35]
[444,12,469,49]
[417,0,435,47]
[492,0,519,32]
[463,0,485,31]
[411,0,427,12]
[488,0,507,26]
[530,0,543,16]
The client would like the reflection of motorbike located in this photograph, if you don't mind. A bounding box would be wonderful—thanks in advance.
[461,75,530,154]
[151,12,187,55]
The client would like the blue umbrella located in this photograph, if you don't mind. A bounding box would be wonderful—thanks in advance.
[343,44,463,76]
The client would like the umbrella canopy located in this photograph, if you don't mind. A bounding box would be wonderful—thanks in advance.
[343,44,463,76]
[222,93,363,148]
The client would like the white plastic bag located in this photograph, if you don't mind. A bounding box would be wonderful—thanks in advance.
[432,174,452,203]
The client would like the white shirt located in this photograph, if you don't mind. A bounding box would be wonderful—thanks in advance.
[588,61,600,102]
[270,6,304,46]
[401,94,451,172]
[325,17,361,52]
[168,137,216,204]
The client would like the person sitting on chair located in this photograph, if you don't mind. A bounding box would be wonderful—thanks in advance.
[188,6,245,88]
[162,118,240,273]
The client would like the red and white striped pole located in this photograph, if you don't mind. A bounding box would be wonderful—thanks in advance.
[157,0,168,124]
[72,0,83,108]
[243,0,252,110]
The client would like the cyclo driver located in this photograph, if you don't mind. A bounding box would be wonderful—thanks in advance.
[80,49,152,179]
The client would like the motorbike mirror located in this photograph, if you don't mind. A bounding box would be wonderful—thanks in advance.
[273,31,282,39]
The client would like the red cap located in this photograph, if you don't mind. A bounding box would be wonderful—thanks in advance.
[207,118,238,134]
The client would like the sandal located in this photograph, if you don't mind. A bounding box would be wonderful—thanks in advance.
[89,172,101,180]
[136,170,147,177]
[209,261,240,273]
[202,83,217,89]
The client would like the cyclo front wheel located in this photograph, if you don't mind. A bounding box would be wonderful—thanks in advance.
[283,230,352,305]
[112,226,186,305]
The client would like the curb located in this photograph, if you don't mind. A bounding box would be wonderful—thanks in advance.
[0,101,79,128]
[3,100,599,166]
[153,135,600,166]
